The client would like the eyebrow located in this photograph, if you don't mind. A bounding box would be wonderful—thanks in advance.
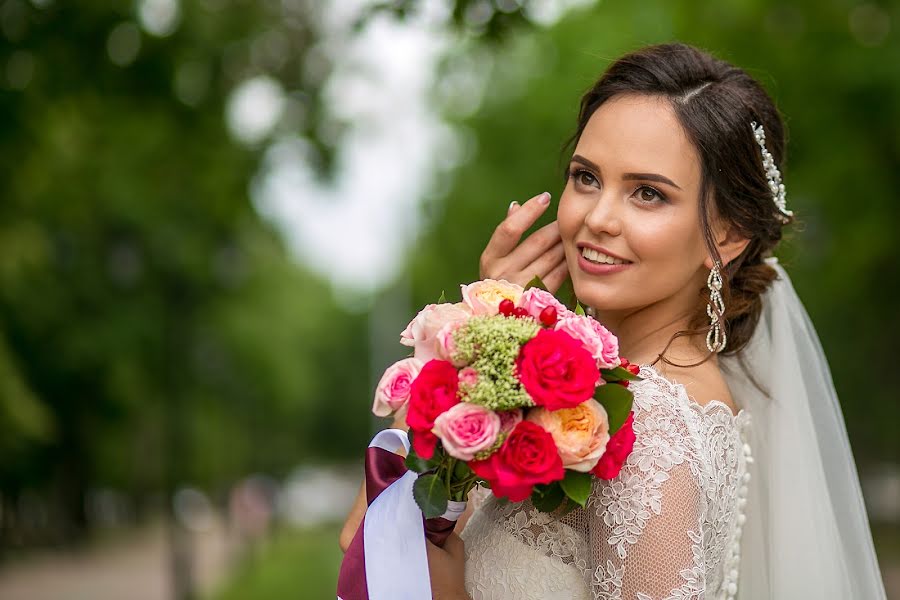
[570,154,683,191]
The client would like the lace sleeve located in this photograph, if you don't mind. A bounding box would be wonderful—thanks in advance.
[586,383,706,599]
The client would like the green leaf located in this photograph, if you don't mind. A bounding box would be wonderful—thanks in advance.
[559,470,592,507]
[594,384,634,435]
[531,482,565,513]
[575,302,586,316]
[405,445,441,473]
[525,275,548,291]
[556,277,577,311]
[602,366,641,382]
[413,473,449,518]
[453,458,472,480]
[437,290,447,303]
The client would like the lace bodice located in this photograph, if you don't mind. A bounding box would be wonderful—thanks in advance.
[461,364,753,600]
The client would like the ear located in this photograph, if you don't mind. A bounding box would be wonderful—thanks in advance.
[703,220,750,270]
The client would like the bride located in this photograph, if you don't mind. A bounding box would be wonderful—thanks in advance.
[341,43,886,599]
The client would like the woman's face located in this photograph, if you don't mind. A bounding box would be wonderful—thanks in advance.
[558,93,710,320]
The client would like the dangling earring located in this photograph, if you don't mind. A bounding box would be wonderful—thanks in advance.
[706,262,727,353]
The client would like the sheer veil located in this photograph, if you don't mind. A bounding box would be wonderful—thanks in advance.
[720,256,886,598]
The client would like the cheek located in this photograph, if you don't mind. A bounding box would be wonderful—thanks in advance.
[627,210,704,264]
[556,187,583,244]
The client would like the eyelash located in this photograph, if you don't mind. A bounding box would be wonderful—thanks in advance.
[567,167,668,204]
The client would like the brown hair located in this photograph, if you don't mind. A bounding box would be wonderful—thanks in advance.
[563,42,794,365]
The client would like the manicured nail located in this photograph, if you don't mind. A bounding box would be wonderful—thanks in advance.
[508,201,519,213]
[538,192,551,205]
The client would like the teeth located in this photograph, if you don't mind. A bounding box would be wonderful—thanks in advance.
[582,247,628,265]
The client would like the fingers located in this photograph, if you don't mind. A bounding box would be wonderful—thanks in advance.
[442,532,465,558]
[542,260,570,294]
[481,221,561,283]
[519,242,565,282]
[483,192,552,261]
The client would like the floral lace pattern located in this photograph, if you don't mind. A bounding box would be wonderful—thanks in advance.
[462,365,752,600]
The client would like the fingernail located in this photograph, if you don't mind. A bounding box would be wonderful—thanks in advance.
[508,201,519,213]
[538,192,551,205]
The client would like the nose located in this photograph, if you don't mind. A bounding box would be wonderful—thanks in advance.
[583,190,623,237]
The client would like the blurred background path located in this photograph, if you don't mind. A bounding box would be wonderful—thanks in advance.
[0,519,229,600]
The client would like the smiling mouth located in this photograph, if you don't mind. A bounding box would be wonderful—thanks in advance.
[581,247,631,265]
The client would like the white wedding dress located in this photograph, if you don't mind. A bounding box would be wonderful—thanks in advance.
[461,364,753,600]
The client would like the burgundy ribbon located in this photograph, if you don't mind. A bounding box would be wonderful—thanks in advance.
[337,441,461,600]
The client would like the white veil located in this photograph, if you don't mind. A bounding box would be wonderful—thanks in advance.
[719,256,886,598]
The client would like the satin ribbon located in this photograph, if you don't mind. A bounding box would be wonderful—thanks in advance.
[337,429,467,600]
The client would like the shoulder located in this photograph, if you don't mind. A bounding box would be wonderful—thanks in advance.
[649,359,739,416]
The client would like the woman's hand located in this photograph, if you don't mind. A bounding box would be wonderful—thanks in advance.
[427,532,471,600]
[479,192,569,293]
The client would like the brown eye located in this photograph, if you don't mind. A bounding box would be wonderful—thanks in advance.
[637,186,665,203]
[569,168,597,187]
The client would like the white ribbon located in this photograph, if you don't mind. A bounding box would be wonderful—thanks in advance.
[365,429,429,600]
[358,429,469,600]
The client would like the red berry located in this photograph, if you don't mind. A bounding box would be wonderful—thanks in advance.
[619,357,630,367]
[627,364,640,375]
[513,307,530,318]
[539,306,558,327]
[499,299,515,316]
[617,380,630,388]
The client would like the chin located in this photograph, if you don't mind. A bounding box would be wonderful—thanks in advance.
[571,280,632,313]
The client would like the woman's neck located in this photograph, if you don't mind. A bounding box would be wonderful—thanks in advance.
[592,283,707,367]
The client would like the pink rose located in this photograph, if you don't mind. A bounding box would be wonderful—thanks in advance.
[497,409,523,435]
[554,315,620,369]
[518,288,569,321]
[372,357,424,417]
[433,403,501,461]
[400,303,471,362]
[458,367,479,388]
[527,400,610,472]
[460,279,524,316]
[436,322,467,367]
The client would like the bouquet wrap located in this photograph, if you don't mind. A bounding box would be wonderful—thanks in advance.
[336,429,466,600]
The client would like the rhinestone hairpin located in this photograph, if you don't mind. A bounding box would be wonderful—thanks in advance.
[751,121,792,223]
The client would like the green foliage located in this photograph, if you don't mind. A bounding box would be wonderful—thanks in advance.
[560,470,592,508]
[413,473,449,519]
[594,384,634,436]
[532,481,565,513]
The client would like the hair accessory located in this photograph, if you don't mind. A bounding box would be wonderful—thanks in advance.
[706,262,726,353]
[751,121,792,223]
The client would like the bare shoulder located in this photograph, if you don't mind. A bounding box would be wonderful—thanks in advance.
[654,359,739,416]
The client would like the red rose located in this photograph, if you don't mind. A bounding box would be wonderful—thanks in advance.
[591,412,635,480]
[470,421,564,501]
[407,359,460,459]
[516,329,600,411]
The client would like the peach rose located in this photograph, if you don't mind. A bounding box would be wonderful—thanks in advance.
[460,279,524,316]
[400,303,471,362]
[372,357,424,417]
[526,400,610,472]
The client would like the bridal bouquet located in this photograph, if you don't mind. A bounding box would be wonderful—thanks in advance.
[373,279,640,519]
